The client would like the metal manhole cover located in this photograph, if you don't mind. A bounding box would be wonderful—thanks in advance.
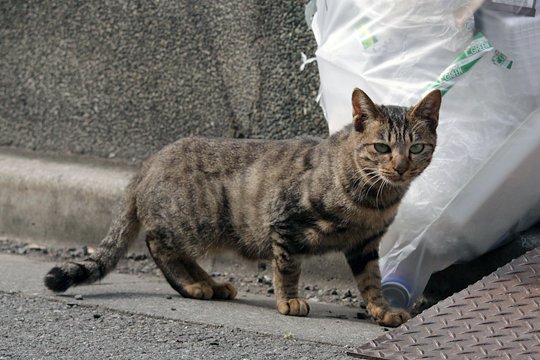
[349,248,540,360]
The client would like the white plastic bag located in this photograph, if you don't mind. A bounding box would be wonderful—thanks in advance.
[381,108,540,308]
[310,0,540,308]
[312,0,475,132]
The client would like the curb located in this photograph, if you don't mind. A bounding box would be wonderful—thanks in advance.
[0,149,134,248]
[0,149,355,287]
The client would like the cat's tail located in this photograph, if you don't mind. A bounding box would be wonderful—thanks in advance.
[44,173,143,292]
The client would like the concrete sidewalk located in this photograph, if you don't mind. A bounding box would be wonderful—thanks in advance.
[0,253,385,347]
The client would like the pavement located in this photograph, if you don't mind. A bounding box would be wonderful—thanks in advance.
[0,253,385,358]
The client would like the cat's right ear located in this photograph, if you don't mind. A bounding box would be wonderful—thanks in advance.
[352,88,378,132]
[411,89,442,131]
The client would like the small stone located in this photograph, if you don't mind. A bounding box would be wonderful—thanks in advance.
[356,312,369,320]
[141,265,154,273]
[211,272,222,277]
[257,275,272,285]
[71,249,84,257]
[171,308,177,311]
[267,288,274,294]
[342,290,353,299]
[93,314,102,319]
[133,254,147,261]
[74,295,83,300]
[25,244,46,252]
[304,285,311,291]
[330,288,338,295]
[209,341,219,346]
[166,295,173,300]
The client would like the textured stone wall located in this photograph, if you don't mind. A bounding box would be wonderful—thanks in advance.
[0,0,326,162]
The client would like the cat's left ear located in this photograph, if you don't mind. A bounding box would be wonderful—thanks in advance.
[352,88,380,132]
[410,90,442,131]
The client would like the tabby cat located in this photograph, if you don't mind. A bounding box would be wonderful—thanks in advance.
[44,88,441,327]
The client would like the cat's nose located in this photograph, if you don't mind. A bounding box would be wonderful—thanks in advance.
[395,167,406,175]
[393,158,408,175]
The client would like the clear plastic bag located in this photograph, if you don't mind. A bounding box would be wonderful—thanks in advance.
[310,0,540,308]
[312,0,476,132]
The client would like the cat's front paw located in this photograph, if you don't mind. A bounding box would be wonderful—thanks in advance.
[277,298,310,317]
[183,282,214,300]
[370,306,410,327]
[212,282,237,300]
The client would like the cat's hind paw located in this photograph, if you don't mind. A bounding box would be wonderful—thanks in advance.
[212,282,237,300]
[277,298,310,317]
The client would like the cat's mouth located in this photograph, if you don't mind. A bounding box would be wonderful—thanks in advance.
[381,172,411,186]
[363,169,410,187]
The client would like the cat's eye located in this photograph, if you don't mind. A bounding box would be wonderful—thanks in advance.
[409,144,425,154]
[374,143,391,154]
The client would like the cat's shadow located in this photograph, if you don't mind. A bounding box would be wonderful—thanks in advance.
[55,291,363,322]
[233,297,365,321]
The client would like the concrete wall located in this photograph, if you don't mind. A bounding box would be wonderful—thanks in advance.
[0,0,326,162]
[0,0,349,284]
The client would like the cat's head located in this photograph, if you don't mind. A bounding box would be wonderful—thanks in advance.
[349,88,441,186]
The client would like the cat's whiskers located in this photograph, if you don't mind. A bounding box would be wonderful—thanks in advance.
[345,167,375,199]
[361,169,383,189]
[359,172,385,204]
[365,175,385,208]
[375,176,391,209]
[358,167,379,185]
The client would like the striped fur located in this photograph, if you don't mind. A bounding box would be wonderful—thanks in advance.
[44,89,441,327]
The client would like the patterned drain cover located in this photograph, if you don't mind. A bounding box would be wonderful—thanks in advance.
[349,248,540,360]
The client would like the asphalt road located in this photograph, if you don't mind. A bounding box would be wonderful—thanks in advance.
[1,292,350,360]
[0,254,385,359]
